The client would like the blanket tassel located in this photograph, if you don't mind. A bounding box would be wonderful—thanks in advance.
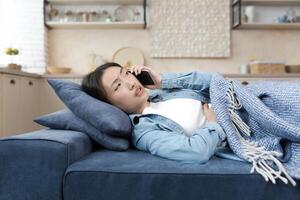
[226,80,297,186]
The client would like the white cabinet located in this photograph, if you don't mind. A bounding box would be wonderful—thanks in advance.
[39,79,65,115]
[1,74,22,136]
[0,74,42,137]
[0,72,82,137]
[20,77,41,132]
[0,75,3,135]
[225,74,300,85]
[39,78,82,115]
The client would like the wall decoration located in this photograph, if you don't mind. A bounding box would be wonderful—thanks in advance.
[150,0,231,58]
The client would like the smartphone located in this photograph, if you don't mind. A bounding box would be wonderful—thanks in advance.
[132,70,155,85]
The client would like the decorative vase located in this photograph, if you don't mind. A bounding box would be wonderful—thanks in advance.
[245,6,256,23]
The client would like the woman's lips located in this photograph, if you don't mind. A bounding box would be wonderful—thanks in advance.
[135,86,143,96]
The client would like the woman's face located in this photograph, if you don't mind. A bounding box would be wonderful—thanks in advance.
[100,66,149,114]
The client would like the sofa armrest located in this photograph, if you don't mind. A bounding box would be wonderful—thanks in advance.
[0,129,94,200]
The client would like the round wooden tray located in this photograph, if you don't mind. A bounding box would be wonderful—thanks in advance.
[47,66,72,74]
[112,47,144,69]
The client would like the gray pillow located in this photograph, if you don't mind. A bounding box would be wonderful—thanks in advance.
[45,79,133,150]
[35,109,130,151]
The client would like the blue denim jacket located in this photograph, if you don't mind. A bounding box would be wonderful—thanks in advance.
[129,72,227,164]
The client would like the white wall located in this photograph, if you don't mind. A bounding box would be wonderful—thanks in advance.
[0,0,47,73]
[48,28,300,74]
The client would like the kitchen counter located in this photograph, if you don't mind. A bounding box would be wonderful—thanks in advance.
[0,68,83,79]
[223,73,300,78]
[0,68,41,78]
[1,67,300,79]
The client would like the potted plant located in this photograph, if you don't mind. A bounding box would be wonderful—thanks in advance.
[4,47,21,70]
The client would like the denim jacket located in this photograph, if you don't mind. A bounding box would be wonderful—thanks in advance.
[129,72,227,164]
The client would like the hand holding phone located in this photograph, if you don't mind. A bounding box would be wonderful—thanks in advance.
[130,65,162,89]
[133,70,155,86]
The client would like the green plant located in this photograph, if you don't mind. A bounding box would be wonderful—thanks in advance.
[4,47,19,64]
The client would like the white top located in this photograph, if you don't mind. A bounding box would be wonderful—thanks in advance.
[143,98,207,137]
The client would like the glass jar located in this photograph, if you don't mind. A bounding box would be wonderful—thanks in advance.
[133,9,141,21]
[88,11,99,22]
[48,5,59,22]
[100,10,110,22]
[64,10,74,22]
[77,11,89,22]
[74,11,82,22]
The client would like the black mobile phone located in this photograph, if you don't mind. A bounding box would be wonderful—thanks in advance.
[133,70,155,85]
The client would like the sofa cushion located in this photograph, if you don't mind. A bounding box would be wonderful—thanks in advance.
[0,129,93,200]
[63,149,300,200]
[47,79,132,138]
[35,109,130,151]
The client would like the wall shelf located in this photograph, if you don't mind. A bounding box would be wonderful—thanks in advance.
[238,23,300,29]
[44,0,147,29]
[46,21,145,29]
[232,0,300,29]
[241,0,300,6]
[46,0,143,5]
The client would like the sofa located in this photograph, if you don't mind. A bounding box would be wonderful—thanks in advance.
[0,129,299,200]
[1,77,300,200]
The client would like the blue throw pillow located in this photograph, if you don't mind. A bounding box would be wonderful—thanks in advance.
[35,109,130,151]
[47,79,132,138]
[48,79,131,150]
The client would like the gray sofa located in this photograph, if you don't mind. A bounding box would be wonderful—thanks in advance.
[1,129,299,200]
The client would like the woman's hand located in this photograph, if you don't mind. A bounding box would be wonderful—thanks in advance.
[203,103,217,123]
[130,64,162,89]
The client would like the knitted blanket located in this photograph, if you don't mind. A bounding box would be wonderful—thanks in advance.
[210,73,300,186]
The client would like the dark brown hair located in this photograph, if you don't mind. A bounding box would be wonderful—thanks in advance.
[81,62,122,102]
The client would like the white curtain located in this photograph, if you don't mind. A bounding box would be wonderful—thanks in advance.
[0,0,47,74]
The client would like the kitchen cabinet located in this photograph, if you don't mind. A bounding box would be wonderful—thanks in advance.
[39,78,82,115]
[0,75,3,135]
[232,0,300,29]
[0,70,83,137]
[39,79,65,116]
[1,74,22,136]
[0,74,41,136]
[44,0,148,29]
[20,77,41,132]
[224,73,300,85]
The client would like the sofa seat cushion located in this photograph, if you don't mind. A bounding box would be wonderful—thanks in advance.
[64,149,300,200]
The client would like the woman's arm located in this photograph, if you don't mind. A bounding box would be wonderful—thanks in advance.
[130,65,212,97]
[132,121,226,164]
[161,71,212,92]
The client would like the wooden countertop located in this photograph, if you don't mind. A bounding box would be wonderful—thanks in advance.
[0,68,41,78]
[1,67,300,79]
[0,68,83,79]
[223,73,300,78]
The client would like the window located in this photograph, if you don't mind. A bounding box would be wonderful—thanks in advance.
[0,0,47,74]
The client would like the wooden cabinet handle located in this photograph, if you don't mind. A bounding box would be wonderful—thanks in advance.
[28,81,33,86]
[10,79,15,84]
[241,81,249,85]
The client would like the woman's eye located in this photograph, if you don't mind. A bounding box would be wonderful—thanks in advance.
[114,83,121,91]
[125,71,130,75]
